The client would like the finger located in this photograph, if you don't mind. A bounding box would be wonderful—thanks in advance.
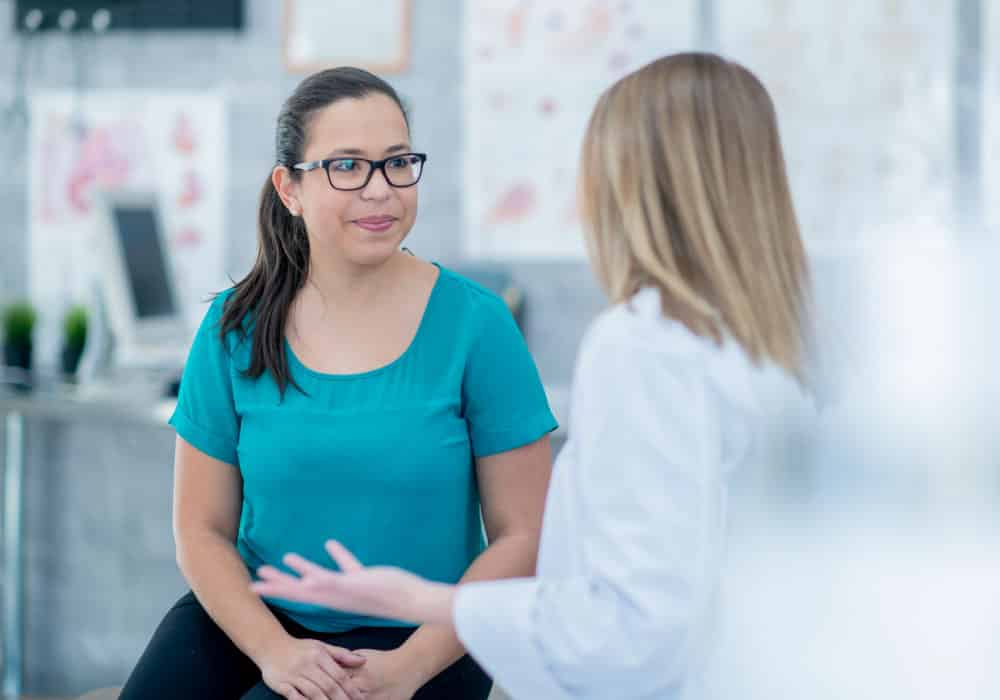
[277,683,307,700]
[328,683,350,700]
[334,674,364,700]
[315,655,362,700]
[325,540,364,572]
[295,676,332,700]
[329,684,350,700]
[250,581,311,604]
[316,652,350,684]
[325,645,366,668]
[284,553,334,578]
[256,565,302,584]
[303,665,342,700]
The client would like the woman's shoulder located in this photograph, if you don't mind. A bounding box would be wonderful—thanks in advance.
[583,287,808,420]
[580,288,760,400]
[195,286,240,331]
[191,286,254,351]
[207,286,236,316]
[582,287,706,363]
[434,264,515,321]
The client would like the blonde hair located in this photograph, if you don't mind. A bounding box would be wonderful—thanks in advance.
[580,52,811,381]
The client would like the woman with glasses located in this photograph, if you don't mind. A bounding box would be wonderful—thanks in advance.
[119,67,557,700]
[251,53,813,699]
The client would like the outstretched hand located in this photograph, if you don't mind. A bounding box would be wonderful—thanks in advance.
[251,540,456,628]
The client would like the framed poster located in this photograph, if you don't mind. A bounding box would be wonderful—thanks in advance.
[718,0,955,255]
[28,91,227,365]
[463,0,697,259]
[284,0,411,74]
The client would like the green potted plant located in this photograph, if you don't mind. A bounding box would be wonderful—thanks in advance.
[61,305,88,378]
[2,302,37,372]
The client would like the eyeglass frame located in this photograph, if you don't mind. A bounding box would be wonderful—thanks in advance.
[291,152,428,191]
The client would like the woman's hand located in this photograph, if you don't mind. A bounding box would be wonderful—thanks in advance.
[347,648,426,700]
[256,633,368,700]
[251,540,456,627]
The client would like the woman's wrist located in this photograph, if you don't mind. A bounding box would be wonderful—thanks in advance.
[245,625,292,668]
[390,583,461,687]
[413,580,457,627]
[385,643,439,692]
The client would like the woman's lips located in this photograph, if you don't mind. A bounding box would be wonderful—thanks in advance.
[353,216,397,232]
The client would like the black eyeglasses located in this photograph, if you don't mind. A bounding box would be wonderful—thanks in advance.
[292,152,427,191]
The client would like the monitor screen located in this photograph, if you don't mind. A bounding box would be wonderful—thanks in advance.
[111,206,176,319]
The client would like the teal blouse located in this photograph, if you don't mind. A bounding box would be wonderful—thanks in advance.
[169,265,557,631]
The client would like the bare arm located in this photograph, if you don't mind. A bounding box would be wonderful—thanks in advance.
[390,434,553,685]
[173,436,365,700]
[172,435,288,662]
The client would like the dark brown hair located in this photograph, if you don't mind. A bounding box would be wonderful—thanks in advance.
[218,67,409,395]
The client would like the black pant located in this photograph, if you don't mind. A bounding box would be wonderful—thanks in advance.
[119,592,492,700]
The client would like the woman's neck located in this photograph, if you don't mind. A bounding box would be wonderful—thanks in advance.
[303,249,410,313]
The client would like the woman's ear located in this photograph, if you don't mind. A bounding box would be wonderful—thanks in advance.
[272,165,302,216]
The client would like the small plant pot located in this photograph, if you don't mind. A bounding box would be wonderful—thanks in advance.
[61,344,84,379]
[3,341,32,372]
[3,341,33,391]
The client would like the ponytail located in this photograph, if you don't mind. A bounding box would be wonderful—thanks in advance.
[216,173,310,396]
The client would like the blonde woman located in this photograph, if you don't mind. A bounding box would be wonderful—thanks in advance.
[251,52,812,699]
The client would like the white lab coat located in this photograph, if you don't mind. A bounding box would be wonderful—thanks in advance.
[454,287,786,699]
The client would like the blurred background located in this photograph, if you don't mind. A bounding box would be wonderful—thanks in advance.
[0,1,998,698]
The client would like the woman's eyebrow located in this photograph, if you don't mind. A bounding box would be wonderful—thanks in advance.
[323,143,411,158]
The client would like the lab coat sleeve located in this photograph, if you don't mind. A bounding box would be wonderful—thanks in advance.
[454,323,716,699]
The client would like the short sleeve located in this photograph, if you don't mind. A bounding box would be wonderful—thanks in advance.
[168,294,240,466]
[462,298,557,457]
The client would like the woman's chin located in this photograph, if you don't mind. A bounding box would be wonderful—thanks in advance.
[348,235,407,266]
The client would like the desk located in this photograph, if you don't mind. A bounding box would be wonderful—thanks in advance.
[0,385,175,700]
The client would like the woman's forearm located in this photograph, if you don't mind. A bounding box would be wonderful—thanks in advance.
[176,530,289,665]
[394,531,540,683]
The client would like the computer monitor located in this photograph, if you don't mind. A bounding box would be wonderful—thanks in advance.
[92,190,189,368]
